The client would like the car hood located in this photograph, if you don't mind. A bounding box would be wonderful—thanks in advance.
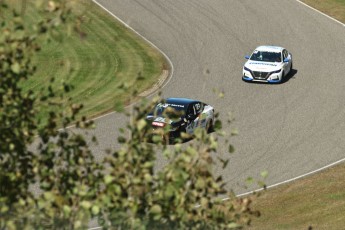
[245,61,283,72]
[146,116,177,125]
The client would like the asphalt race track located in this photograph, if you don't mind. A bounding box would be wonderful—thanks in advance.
[91,0,345,194]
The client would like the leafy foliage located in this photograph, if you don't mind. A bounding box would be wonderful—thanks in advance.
[0,1,260,229]
[0,1,100,229]
[99,95,260,229]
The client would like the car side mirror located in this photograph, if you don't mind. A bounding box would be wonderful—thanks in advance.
[283,58,289,63]
[245,55,250,60]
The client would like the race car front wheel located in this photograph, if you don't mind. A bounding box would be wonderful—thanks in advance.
[206,120,214,133]
[282,71,285,81]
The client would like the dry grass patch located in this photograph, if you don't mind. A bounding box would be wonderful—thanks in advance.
[302,0,345,23]
[249,163,345,229]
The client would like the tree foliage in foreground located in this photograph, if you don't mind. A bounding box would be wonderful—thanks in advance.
[0,1,260,229]
[99,94,260,229]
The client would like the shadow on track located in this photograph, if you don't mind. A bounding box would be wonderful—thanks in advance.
[243,68,298,85]
[281,68,298,84]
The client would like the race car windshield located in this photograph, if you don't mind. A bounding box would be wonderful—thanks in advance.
[250,51,282,63]
[151,103,186,118]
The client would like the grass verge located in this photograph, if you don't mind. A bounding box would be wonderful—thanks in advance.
[14,0,168,120]
[249,163,345,229]
[301,0,345,23]
[248,1,345,229]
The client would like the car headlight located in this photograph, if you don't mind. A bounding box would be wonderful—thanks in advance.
[244,66,251,72]
[269,69,281,75]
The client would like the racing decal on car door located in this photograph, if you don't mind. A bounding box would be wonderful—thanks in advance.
[185,117,197,134]
[200,113,207,128]
[185,103,204,134]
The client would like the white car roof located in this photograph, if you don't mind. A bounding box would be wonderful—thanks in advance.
[255,45,284,53]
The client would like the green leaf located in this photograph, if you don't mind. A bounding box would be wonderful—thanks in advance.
[92,205,100,215]
[246,177,254,185]
[181,154,192,163]
[9,143,15,151]
[164,184,175,198]
[0,2,8,9]
[196,178,206,189]
[81,201,91,209]
[231,128,239,136]
[210,138,218,150]
[200,197,208,207]
[214,120,222,130]
[117,136,126,143]
[0,205,9,213]
[163,149,172,158]
[143,162,153,168]
[228,144,235,153]
[227,222,241,229]
[144,173,152,182]
[150,204,162,214]
[137,119,147,131]
[11,62,20,74]
[43,192,54,201]
[260,170,269,179]
[180,132,192,140]
[104,175,114,185]
[220,158,229,169]
[63,205,71,217]
[186,146,197,156]
[19,199,26,206]
[74,220,82,229]
[152,135,163,143]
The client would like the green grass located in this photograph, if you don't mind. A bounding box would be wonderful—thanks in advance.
[248,2,345,229]
[13,0,167,120]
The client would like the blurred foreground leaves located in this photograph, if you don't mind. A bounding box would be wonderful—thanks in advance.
[0,1,260,229]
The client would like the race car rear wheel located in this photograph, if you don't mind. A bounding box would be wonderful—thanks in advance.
[206,119,214,133]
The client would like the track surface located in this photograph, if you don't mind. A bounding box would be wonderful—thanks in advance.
[92,0,345,194]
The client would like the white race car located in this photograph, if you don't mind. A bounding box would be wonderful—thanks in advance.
[242,46,293,83]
